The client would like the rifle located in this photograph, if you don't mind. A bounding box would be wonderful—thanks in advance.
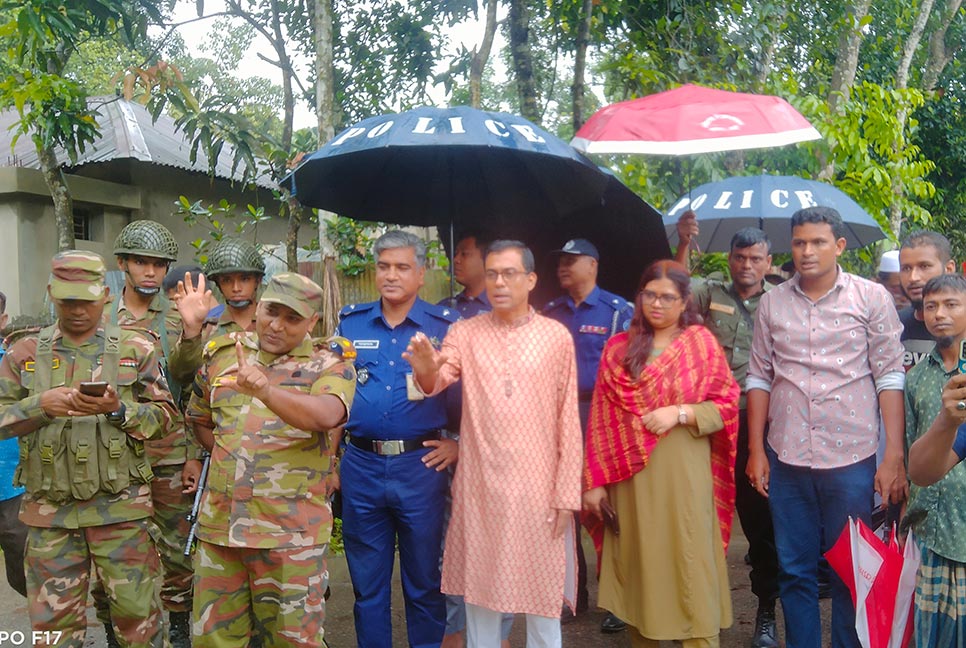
[183,453,211,557]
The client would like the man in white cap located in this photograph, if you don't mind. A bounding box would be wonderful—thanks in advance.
[876,250,909,310]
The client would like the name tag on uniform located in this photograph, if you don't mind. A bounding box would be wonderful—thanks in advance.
[578,325,609,335]
[709,302,736,315]
[354,340,380,350]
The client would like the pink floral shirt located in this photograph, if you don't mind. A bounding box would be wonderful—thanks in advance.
[747,269,904,469]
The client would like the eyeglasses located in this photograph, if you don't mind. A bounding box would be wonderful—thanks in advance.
[639,290,682,307]
[485,269,527,282]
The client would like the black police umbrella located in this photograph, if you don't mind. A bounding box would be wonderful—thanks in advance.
[663,174,886,253]
[281,106,670,301]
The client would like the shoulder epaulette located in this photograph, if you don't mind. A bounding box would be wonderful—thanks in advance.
[339,302,375,320]
[425,302,459,323]
[3,326,42,348]
[317,335,357,361]
[203,332,249,359]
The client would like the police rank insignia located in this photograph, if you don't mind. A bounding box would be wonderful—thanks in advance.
[357,366,370,385]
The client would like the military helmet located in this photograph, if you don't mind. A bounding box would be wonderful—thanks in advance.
[204,238,266,279]
[113,220,179,261]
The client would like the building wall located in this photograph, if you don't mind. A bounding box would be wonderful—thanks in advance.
[0,163,318,317]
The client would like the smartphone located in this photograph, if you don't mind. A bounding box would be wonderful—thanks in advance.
[78,381,108,397]
[959,340,966,374]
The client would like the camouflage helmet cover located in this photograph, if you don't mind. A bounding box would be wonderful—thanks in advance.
[114,220,179,261]
[204,238,266,279]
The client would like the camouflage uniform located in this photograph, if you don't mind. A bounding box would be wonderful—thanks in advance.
[185,273,356,648]
[0,251,178,648]
[168,238,264,387]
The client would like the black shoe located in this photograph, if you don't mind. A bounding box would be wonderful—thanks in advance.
[169,610,192,648]
[818,577,832,599]
[750,604,778,648]
[600,612,626,633]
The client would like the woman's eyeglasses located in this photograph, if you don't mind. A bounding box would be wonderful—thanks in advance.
[639,290,682,307]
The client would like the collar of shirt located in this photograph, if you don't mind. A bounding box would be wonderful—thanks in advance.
[565,285,601,311]
[925,345,958,374]
[728,280,770,303]
[255,335,313,365]
[370,297,430,329]
[788,265,848,302]
[50,324,110,348]
[116,288,165,318]
[457,289,490,307]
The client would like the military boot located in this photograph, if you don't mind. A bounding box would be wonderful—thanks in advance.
[750,602,778,648]
[169,610,192,648]
[104,622,121,648]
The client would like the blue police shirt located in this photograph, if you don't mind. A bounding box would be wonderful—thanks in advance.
[0,345,24,501]
[439,289,490,319]
[337,298,457,440]
[543,286,633,397]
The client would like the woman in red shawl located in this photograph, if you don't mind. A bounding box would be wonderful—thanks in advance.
[583,260,739,648]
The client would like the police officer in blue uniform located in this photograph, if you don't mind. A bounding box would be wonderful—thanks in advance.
[439,229,491,319]
[543,238,633,631]
[337,230,459,648]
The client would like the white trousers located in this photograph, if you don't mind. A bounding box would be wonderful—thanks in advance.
[465,602,561,648]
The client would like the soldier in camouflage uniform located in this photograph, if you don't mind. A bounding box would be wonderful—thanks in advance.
[0,251,178,648]
[90,220,195,647]
[184,272,356,647]
[168,237,266,388]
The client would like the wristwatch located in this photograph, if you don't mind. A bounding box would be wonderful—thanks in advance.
[677,405,687,425]
[106,403,127,426]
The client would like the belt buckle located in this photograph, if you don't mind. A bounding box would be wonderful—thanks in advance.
[374,439,404,456]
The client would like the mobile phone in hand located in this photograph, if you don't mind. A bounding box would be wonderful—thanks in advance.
[78,381,108,397]
[959,340,966,374]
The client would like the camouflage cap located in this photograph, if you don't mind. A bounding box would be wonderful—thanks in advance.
[49,251,107,301]
[260,272,322,319]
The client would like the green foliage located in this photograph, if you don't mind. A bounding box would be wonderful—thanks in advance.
[325,215,382,276]
[176,195,273,263]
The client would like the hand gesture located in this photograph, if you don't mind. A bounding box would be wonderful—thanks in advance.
[227,341,270,401]
[422,438,458,471]
[676,210,699,244]
[176,272,213,339]
[402,332,444,380]
[640,406,678,436]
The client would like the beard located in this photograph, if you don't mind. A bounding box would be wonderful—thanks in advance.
[936,335,955,350]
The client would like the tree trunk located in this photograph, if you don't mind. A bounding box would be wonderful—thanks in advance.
[922,0,964,91]
[470,0,499,109]
[313,0,341,334]
[828,0,872,113]
[819,0,873,180]
[285,193,301,272]
[314,0,335,143]
[509,0,540,124]
[38,144,75,251]
[889,0,935,238]
[571,0,593,133]
[754,6,786,91]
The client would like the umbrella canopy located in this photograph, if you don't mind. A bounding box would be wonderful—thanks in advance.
[283,106,671,301]
[663,175,886,253]
[571,84,821,156]
[282,105,610,229]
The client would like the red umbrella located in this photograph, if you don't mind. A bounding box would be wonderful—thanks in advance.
[571,84,821,156]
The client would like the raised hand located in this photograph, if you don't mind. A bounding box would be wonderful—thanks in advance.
[176,272,213,338]
[402,332,443,379]
[227,340,270,401]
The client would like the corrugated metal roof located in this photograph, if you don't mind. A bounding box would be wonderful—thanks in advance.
[0,96,276,189]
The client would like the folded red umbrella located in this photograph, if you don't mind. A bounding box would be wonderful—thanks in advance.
[825,517,919,648]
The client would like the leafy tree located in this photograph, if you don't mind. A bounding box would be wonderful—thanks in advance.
[0,0,168,251]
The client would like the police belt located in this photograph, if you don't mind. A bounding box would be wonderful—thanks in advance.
[349,431,441,456]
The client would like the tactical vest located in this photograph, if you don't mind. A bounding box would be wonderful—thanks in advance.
[13,325,154,503]
[111,296,181,404]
